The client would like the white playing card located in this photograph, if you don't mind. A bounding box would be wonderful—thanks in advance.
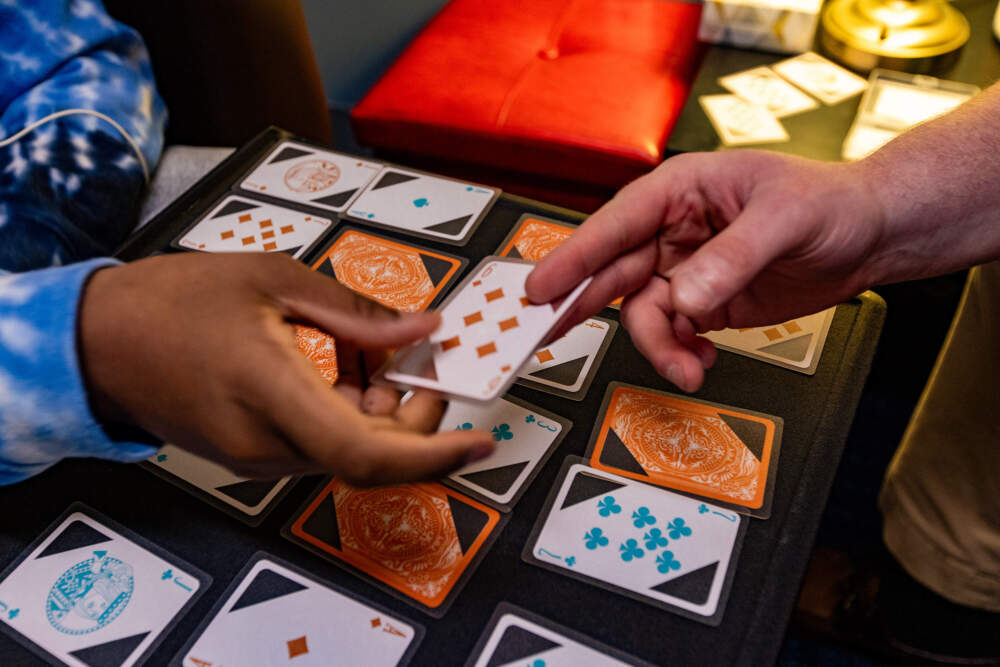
[174,196,333,259]
[523,460,746,625]
[239,140,383,213]
[344,168,500,245]
[702,307,835,374]
[143,445,295,526]
[464,603,654,667]
[379,256,591,402]
[441,395,571,511]
[771,52,868,105]
[174,553,422,667]
[700,94,790,146]
[516,316,617,400]
[0,504,208,667]
[718,66,818,117]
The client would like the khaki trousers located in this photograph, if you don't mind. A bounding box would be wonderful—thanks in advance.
[881,263,1000,611]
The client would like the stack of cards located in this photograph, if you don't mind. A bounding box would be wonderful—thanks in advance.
[702,307,835,374]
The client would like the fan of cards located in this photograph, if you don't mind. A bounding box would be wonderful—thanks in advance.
[0,137,841,665]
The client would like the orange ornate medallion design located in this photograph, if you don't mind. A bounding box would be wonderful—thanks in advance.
[294,325,339,385]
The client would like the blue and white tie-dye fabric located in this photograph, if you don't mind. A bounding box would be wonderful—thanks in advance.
[0,0,166,483]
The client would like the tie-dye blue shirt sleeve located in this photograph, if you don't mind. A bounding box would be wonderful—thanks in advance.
[0,0,167,484]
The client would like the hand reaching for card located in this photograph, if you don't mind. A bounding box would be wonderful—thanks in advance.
[78,253,495,484]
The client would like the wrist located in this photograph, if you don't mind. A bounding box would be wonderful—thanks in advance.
[78,264,129,426]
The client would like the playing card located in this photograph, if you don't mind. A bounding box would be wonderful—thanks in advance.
[463,603,654,667]
[585,383,783,518]
[378,257,591,402]
[311,228,466,312]
[239,140,383,213]
[497,214,621,308]
[344,167,499,245]
[295,325,339,385]
[441,395,571,512]
[0,503,208,666]
[771,52,868,105]
[173,196,333,259]
[699,94,789,146]
[284,478,506,617]
[702,307,835,374]
[173,553,423,667]
[718,66,818,117]
[142,445,296,526]
[523,459,746,625]
[516,316,617,401]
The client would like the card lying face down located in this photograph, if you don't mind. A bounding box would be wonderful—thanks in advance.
[284,478,506,617]
[0,503,208,666]
[295,325,339,385]
[378,256,591,402]
[173,553,423,667]
[239,140,383,213]
[464,603,654,667]
[173,195,333,259]
[702,307,835,374]
[586,383,782,518]
[523,459,746,625]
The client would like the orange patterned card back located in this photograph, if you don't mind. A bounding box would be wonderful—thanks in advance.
[312,229,462,312]
[288,479,501,613]
[498,216,622,307]
[587,384,781,515]
[294,325,339,385]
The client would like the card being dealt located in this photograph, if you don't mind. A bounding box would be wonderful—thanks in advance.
[585,383,783,518]
[378,256,591,402]
[173,552,422,667]
[344,167,499,245]
[440,395,571,512]
[523,459,746,625]
[463,603,655,667]
[0,503,209,666]
[702,307,835,374]
[173,195,333,259]
[516,316,617,401]
[239,140,383,213]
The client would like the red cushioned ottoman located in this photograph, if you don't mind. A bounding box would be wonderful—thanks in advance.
[351,0,703,212]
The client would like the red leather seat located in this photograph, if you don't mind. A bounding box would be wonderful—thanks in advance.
[351,0,703,212]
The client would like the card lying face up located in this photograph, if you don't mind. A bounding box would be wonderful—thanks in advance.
[701,307,835,374]
[173,195,333,259]
[516,316,617,401]
[173,553,423,667]
[378,256,591,402]
[239,140,383,213]
[0,503,209,666]
[344,167,499,245]
[585,383,782,518]
[463,603,655,667]
[284,478,505,617]
[523,459,746,625]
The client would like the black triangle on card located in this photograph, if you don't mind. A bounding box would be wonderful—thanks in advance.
[447,496,489,555]
[718,413,767,462]
[758,333,813,363]
[599,428,648,476]
[372,171,418,190]
[214,479,278,507]
[268,146,313,164]
[311,188,357,208]
[211,199,258,219]
[485,625,561,667]
[528,355,587,387]
[317,258,337,279]
[300,491,341,550]
[560,471,626,510]
[229,567,309,612]
[419,253,454,286]
[423,215,471,236]
[459,461,529,495]
[650,561,719,605]
[505,245,523,259]
[36,521,111,559]
[277,246,303,257]
[68,631,149,667]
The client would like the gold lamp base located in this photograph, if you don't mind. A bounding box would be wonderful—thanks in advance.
[820,0,970,73]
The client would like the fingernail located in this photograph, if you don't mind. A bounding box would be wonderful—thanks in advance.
[675,273,712,313]
[464,443,494,466]
[666,363,685,389]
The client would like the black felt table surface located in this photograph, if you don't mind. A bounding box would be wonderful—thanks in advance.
[0,128,885,666]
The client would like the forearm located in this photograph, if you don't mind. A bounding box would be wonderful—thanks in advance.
[859,82,1000,285]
